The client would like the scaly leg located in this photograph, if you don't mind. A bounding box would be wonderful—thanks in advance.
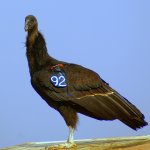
[45,126,76,150]
[67,126,75,144]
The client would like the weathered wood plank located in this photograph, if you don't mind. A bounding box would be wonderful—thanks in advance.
[1,135,150,150]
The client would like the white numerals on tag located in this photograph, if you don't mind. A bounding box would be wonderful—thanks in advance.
[51,75,67,87]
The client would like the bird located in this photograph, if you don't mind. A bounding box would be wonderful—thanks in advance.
[24,15,148,149]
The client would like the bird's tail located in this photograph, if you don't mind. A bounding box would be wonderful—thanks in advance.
[110,93,148,130]
[117,97,148,130]
[120,116,148,130]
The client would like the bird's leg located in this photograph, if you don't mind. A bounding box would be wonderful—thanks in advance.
[45,107,78,149]
[45,126,76,150]
[67,126,75,144]
[61,126,76,148]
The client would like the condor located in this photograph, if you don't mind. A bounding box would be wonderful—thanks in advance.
[24,15,148,149]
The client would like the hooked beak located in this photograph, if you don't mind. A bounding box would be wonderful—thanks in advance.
[24,20,29,32]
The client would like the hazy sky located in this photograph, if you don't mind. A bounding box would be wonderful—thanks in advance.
[0,0,149,148]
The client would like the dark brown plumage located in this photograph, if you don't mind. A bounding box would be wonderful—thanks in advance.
[24,15,148,148]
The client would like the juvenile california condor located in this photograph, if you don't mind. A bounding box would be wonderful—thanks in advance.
[24,15,148,148]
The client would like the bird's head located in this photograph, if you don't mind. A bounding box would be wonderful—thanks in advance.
[25,15,38,32]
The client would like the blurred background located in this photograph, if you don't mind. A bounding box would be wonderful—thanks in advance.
[0,0,149,148]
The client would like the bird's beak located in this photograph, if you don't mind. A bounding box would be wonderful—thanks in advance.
[24,20,29,32]
[24,25,28,32]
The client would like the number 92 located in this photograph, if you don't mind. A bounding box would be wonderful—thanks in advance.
[50,75,67,87]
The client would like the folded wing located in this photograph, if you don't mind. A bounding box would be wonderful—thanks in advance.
[32,63,148,130]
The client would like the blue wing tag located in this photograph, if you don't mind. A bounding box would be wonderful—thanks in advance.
[50,65,67,88]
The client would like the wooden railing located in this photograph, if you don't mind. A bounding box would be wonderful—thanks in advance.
[1,135,150,150]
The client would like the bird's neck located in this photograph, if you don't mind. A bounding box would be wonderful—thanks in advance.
[26,30,55,76]
[27,26,38,49]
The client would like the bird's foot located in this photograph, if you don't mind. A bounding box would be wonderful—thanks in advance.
[45,142,77,150]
